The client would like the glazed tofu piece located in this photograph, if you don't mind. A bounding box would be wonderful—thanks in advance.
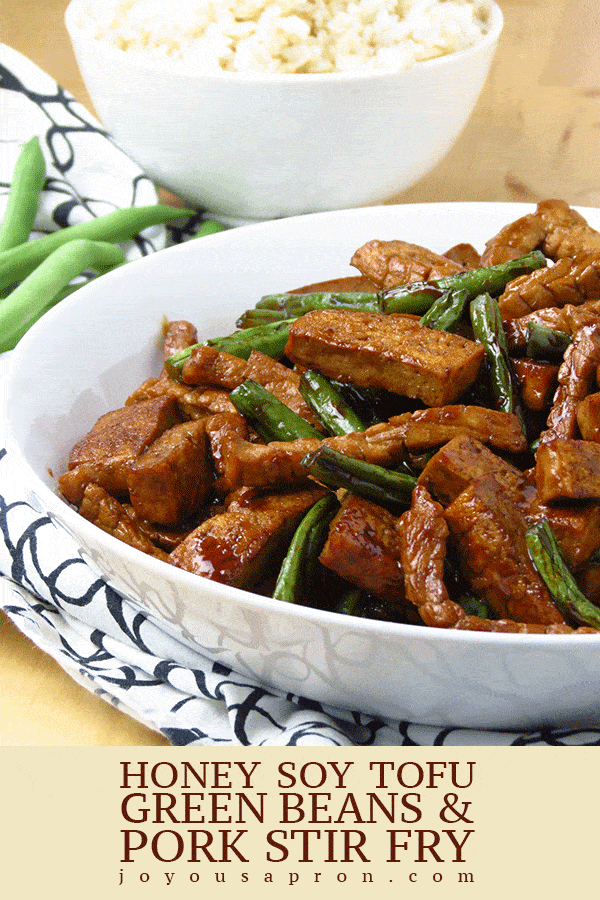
[286,309,484,406]
[525,496,600,569]
[126,419,213,526]
[318,494,405,602]
[418,434,527,507]
[59,395,181,504]
[535,439,600,504]
[445,475,565,626]
[576,391,600,441]
[169,486,325,589]
[512,359,559,411]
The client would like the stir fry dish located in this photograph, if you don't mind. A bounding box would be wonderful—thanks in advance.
[58,200,600,635]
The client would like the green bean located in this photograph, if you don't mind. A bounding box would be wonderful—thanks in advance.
[229,379,323,442]
[1,280,91,347]
[329,380,395,427]
[419,287,470,332]
[0,239,125,352]
[0,136,46,252]
[457,596,491,619]
[380,251,548,315]
[256,291,379,313]
[301,446,416,510]
[206,319,294,360]
[526,518,600,629]
[237,290,379,329]
[0,203,193,292]
[334,586,367,617]
[273,494,339,604]
[378,281,441,315]
[299,369,367,436]
[470,292,522,423]
[525,322,572,360]
[194,218,227,238]
[236,307,289,328]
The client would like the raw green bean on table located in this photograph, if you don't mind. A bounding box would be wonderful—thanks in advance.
[379,251,547,315]
[526,518,600,629]
[0,203,192,292]
[1,280,90,349]
[0,136,46,253]
[273,494,339,604]
[299,369,367,436]
[301,446,416,510]
[229,379,323,442]
[0,239,125,352]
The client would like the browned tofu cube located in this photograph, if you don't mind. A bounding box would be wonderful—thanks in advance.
[512,359,559,411]
[576,564,600,603]
[536,439,600,503]
[59,396,180,504]
[576,391,600,441]
[418,434,527,506]
[285,309,484,406]
[126,419,213,526]
[537,503,600,569]
[318,494,404,602]
[169,486,325,589]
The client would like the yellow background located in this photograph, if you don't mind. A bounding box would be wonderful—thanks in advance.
[3,746,597,899]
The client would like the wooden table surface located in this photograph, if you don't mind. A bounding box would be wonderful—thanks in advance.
[1,0,599,745]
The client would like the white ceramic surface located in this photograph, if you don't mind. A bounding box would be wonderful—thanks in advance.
[6,202,600,730]
[64,0,502,220]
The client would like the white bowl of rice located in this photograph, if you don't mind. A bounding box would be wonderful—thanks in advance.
[65,0,503,220]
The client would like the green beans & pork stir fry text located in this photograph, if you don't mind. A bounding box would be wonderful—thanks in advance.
[58,200,600,634]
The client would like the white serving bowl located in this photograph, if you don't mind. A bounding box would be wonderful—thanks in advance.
[64,0,503,221]
[6,202,600,731]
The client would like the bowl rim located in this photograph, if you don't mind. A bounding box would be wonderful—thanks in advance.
[6,200,600,652]
[65,0,503,84]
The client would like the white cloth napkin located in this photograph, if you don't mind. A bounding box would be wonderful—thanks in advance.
[1,44,599,747]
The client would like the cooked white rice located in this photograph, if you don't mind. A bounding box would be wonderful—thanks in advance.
[74,0,493,75]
